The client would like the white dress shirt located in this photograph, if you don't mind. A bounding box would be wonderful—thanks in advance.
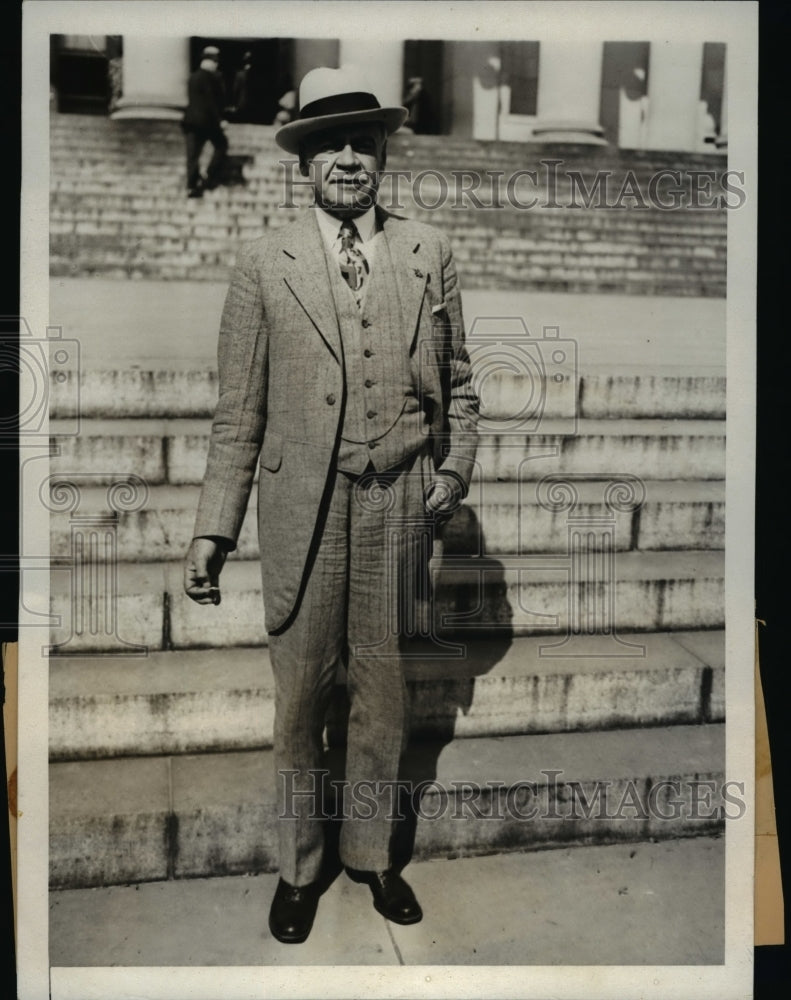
[314,206,379,269]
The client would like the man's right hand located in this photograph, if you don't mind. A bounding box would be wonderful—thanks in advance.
[184,537,228,605]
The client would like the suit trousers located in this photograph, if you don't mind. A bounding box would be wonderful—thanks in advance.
[267,447,433,886]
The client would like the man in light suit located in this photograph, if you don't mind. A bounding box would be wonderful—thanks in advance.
[184,66,479,944]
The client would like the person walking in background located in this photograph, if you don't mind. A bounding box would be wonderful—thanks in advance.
[402,76,437,134]
[182,45,228,198]
[231,50,254,122]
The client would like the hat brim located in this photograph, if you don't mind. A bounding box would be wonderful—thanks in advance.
[275,106,409,154]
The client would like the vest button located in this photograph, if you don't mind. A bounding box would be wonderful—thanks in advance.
[361,318,371,328]
[364,379,374,388]
[363,348,374,358]
[366,409,377,419]
[326,394,336,405]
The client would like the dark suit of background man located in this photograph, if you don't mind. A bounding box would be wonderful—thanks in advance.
[182,45,228,197]
[231,51,254,122]
[184,66,479,944]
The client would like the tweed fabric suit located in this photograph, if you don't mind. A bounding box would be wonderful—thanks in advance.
[193,206,478,882]
[194,207,479,632]
[328,226,426,474]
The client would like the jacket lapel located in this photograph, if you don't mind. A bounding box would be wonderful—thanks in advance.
[281,210,342,363]
[379,208,428,355]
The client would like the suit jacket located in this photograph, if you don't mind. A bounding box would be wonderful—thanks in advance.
[183,68,226,130]
[193,206,479,632]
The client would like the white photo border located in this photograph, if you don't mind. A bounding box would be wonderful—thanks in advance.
[20,2,757,998]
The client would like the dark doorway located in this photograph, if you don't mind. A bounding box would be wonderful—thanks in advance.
[700,43,726,137]
[600,42,650,148]
[403,41,444,134]
[500,41,539,116]
[190,37,294,125]
[50,35,122,115]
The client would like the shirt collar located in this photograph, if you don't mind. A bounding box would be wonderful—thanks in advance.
[315,206,377,248]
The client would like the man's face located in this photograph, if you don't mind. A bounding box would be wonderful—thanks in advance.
[301,123,386,218]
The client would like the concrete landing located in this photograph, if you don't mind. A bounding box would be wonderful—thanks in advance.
[49,279,725,370]
[49,835,724,966]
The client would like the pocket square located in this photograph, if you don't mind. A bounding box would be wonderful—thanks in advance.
[431,301,448,314]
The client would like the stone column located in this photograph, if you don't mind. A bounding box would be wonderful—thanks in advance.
[111,36,190,120]
[644,41,704,152]
[339,39,404,108]
[530,40,606,144]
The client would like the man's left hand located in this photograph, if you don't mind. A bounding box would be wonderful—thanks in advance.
[424,472,465,521]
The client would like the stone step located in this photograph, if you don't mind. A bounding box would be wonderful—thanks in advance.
[49,260,726,296]
[49,216,728,256]
[49,163,729,198]
[48,147,729,188]
[48,630,724,761]
[48,480,725,563]
[48,550,724,653]
[49,245,726,279]
[49,259,725,297]
[48,124,728,168]
[49,722,726,888]
[49,187,727,227]
[50,111,727,153]
[49,366,726,420]
[48,208,727,247]
[51,244,726,278]
[49,418,726,486]
[48,121,727,299]
[49,234,727,270]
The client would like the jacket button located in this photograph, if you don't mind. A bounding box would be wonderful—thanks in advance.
[367,409,377,419]
[326,394,336,405]
[363,348,374,358]
[364,379,374,388]
[361,318,371,328]
[414,268,424,278]
[367,441,377,449]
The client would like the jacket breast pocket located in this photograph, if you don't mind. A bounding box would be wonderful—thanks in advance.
[260,431,283,472]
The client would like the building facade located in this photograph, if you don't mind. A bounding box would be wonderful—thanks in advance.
[50,35,727,152]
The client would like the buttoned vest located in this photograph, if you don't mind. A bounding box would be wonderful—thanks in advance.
[325,232,428,474]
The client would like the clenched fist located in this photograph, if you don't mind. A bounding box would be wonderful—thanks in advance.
[184,537,228,605]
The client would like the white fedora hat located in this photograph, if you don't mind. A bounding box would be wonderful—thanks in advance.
[275,65,408,154]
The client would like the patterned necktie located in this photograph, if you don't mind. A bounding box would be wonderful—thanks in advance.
[338,220,369,306]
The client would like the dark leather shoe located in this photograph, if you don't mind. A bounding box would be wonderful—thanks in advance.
[352,869,423,925]
[268,878,320,944]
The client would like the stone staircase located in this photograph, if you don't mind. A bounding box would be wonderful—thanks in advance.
[47,363,726,889]
[46,111,727,891]
[49,112,728,296]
